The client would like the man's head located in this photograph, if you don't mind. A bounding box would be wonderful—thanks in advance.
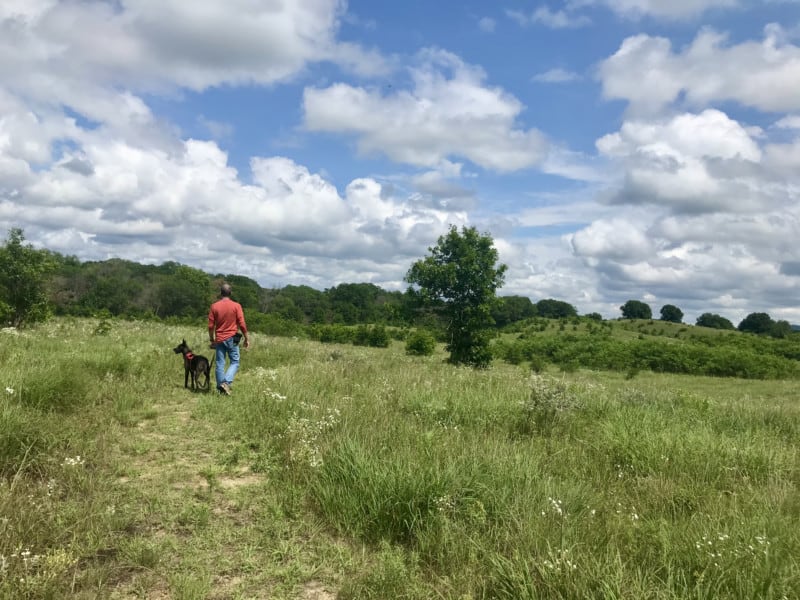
[220,283,232,297]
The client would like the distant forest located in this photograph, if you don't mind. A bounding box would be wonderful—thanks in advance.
[22,253,800,339]
[45,256,558,332]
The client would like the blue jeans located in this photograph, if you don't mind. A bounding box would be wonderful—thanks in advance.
[215,338,241,390]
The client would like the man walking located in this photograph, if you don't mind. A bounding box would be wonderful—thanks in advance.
[208,283,250,395]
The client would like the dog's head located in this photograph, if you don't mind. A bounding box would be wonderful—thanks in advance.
[173,339,189,354]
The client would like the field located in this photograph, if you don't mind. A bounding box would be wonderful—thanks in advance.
[0,318,798,599]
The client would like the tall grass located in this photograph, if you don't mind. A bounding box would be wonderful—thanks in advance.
[0,318,797,598]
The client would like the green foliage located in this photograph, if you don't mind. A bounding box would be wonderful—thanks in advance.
[313,324,357,344]
[405,329,437,356]
[0,228,56,327]
[535,298,577,319]
[406,226,507,367]
[491,295,536,327]
[738,312,775,335]
[696,312,735,330]
[156,265,213,318]
[354,324,390,348]
[620,299,652,320]
[771,319,793,338]
[515,375,582,436]
[493,322,800,379]
[659,303,684,323]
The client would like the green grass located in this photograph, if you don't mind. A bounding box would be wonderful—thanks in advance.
[0,318,797,598]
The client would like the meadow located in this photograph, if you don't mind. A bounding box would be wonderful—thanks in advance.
[0,318,798,599]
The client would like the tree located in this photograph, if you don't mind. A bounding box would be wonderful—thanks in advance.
[536,298,578,319]
[491,295,536,327]
[738,312,774,335]
[405,226,507,367]
[155,264,213,318]
[0,228,56,327]
[770,320,793,339]
[620,299,652,320]
[695,312,735,330]
[659,304,684,323]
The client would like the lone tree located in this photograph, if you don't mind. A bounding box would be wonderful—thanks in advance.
[620,299,652,320]
[659,304,684,323]
[0,228,56,327]
[405,225,507,368]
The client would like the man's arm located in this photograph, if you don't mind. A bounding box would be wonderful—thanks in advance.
[208,308,217,345]
[238,305,250,348]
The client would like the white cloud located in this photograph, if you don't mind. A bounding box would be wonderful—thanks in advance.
[567,104,800,322]
[303,49,549,172]
[591,0,737,20]
[774,115,800,129]
[478,17,496,32]
[507,6,591,28]
[594,109,777,214]
[0,0,386,108]
[600,25,800,115]
[532,68,582,83]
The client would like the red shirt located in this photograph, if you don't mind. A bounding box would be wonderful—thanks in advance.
[208,298,247,343]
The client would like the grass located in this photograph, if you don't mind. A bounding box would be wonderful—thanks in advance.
[0,317,798,598]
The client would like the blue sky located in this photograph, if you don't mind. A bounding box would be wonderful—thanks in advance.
[2,0,800,323]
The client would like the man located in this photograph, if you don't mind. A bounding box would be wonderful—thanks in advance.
[208,283,250,395]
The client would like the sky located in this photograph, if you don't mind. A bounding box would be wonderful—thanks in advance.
[2,0,800,324]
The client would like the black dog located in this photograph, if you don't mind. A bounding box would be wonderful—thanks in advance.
[173,339,213,391]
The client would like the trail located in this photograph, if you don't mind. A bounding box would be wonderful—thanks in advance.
[108,385,337,600]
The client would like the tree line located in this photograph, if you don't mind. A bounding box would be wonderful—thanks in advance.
[1,227,795,349]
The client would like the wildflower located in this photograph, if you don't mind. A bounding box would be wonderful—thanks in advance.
[4,387,12,394]
[62,456,85,467]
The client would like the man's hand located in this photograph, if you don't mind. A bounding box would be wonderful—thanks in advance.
[243,338,250,349]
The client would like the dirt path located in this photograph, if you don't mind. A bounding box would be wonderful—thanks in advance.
[108,387,338,599]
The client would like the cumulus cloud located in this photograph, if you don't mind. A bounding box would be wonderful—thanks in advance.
[303,49,549,171]
[594,109,775,213]
[0,0,386,97]
[570,102,800,322]
[1,124,463,287]
[599,24,800,115]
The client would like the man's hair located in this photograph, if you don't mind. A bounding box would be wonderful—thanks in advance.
[220,283,232,297]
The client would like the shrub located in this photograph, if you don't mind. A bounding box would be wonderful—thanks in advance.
[405,330,436,356]
[368,324,390,348]
[516,375,582,436]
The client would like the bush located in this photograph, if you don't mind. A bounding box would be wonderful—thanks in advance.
[405,330,436,356]
[368,324,390,348]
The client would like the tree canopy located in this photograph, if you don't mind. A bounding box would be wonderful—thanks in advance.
[696,312,735,330]
[405,226,507,367]
[620,299,652,320]
[0,228,56,327]
[738,312,774,335]
[659,304,684,323]
[536,298,578,319]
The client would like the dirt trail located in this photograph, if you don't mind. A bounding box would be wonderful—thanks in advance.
[108,389,337,600]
